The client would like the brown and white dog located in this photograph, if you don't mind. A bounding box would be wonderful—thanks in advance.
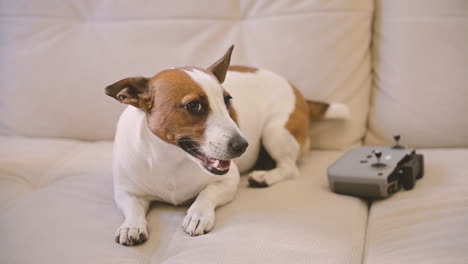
[105,45,349,246]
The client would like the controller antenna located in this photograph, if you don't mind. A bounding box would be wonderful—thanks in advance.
[372,150,386,168]
[393,134,404,149]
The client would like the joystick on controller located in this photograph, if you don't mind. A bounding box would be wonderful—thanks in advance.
[392,134,404,149]
[371,151,386,168]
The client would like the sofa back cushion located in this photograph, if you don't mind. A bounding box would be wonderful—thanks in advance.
[0,0,373,149]
[366,0,468,147]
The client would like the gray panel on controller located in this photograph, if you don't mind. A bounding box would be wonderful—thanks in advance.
[327,146,413,198]
[334,182,381,197]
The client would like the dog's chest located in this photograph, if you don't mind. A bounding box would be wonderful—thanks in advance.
[147,159,219,205]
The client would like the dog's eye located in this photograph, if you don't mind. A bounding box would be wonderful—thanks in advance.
[224,95,233,109]
[185,101,204,114]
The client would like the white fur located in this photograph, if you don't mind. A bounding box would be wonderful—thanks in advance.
[113,68,301,244]
[113,106,240,243]
[222,69,296,173]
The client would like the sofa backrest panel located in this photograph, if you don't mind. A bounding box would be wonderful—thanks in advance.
[366,0,468,148]
[0,0,373,149]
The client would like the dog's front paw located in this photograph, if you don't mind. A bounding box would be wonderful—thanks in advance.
[115,218,149,246]
[248,170,271,188]
[182,204,215,236]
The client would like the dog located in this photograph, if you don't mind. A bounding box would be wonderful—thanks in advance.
[105,45,349,246]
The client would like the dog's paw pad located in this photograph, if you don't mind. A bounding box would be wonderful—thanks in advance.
[248,171,270,188]
[115,219,148,246]
[182,206,215,236]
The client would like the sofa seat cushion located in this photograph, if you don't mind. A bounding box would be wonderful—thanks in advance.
[364,149,468,263]
[0,136,368,264]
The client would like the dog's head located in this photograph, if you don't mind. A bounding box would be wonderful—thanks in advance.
[105,45,248,175]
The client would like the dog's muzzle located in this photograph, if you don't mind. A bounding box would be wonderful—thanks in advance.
[178,137,235,175]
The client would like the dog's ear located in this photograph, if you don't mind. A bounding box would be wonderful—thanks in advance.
[105,77,152,110]
[208,45,234,84]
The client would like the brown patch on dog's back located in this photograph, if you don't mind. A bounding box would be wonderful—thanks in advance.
[285,83,310,157]
[307,100,329,121]
[228,65,258,73]
[146,69,209,145]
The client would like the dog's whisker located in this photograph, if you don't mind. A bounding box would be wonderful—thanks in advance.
[177,139,205,143]
[183,146,203,152]
[177,139,206,145]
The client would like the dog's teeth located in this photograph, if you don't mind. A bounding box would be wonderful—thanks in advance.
[213,160,220,168]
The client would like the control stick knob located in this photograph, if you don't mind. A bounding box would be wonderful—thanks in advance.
[372,150,386,168]
[393,134,404,149]
[374,151,382,160]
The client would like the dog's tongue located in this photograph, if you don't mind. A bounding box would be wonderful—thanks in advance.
[206,157,231,171]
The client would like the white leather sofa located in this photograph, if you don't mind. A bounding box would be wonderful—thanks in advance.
[1,0,467,263]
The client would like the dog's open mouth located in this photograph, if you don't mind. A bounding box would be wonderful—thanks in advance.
[178,138,231,175]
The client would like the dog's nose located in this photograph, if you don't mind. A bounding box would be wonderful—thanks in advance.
[229,135,248,156]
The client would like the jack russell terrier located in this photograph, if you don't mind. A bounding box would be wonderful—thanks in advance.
[105,45,349,246]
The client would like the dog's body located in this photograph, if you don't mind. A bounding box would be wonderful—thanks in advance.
[223,67,306,173]
[106,46,349,246]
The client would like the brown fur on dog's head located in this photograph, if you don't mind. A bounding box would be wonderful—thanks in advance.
[105,45,235,146]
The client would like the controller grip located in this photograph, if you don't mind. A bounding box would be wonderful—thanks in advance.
[400,167,415,190]
[399,153,424,190]
[416,154,424,179]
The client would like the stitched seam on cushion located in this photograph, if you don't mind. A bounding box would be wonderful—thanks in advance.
[361,200,372,264]
[0,169,35,189]
[0,143,87,211]
[37,143,86,188]
[0,141,85,190]
[0,173,35,210]
[157,212,185,264]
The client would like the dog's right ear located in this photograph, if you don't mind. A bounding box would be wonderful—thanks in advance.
[105,77,151,110]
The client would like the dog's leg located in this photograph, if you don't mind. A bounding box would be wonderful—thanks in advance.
[114,190,151,246]
[248,124,300,187]
[182,168,240,236]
